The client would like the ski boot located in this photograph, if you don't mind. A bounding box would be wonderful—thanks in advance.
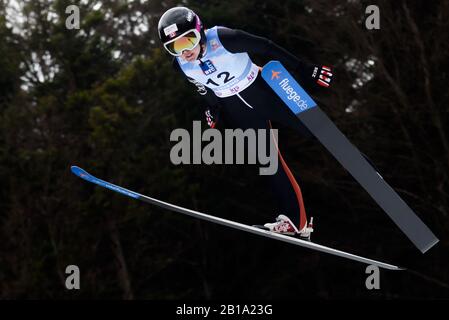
[254,215,314,241]
[261,214,299,235]
[297,217,314,242]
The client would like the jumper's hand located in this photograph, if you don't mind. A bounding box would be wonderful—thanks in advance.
[205,109,217,128]
[311,65,333,88]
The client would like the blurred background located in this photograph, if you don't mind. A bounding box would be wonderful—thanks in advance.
[0,0,448,299]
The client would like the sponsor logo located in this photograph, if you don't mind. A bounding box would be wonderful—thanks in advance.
[210,39,220,51]
[230,86,240,94]
[278,78,308,111]
[262,62,316,114]
[271,70,281,80]
[187,78,208,96]
[200,60,217,75]
[163,23,178,36]
[247,70,256,81]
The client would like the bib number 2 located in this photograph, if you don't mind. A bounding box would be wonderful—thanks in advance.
[206,72,235,86]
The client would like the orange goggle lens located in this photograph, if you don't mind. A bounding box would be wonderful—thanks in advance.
[166,32,200,55]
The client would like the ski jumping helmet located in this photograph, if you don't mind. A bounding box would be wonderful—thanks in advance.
[158,7,206,58]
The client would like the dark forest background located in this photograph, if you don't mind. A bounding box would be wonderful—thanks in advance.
[0,0,448,299]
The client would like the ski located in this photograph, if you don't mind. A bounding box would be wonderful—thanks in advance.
[261,61,439,253]
[71,166,403,270]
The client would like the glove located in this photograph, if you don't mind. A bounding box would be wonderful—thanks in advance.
[310,65,333,88]
[205,109,217,128]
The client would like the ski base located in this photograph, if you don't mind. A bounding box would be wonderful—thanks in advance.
[71,166,404,271]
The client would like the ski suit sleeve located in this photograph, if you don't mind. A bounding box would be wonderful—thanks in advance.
[172,59,222,127]
[216,27,333,89]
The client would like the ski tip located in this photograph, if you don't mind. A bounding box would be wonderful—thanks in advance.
[71,166,88,178]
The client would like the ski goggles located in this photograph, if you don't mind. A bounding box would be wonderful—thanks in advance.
[163,29,201,57]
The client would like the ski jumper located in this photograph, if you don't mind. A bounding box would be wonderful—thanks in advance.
[173,26,319,230]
